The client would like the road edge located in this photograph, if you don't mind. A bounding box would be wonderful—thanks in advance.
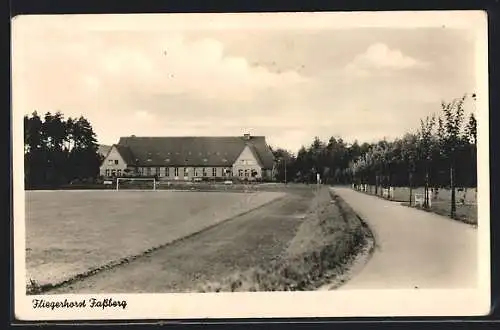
[317,188,376,291]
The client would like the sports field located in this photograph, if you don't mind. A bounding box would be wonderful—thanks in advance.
[25,190,285,287]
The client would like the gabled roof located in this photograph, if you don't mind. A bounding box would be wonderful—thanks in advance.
[97,144,112,157]
[100,144,136,166]
[114,136,275,169]
[245,140,275,170]
[114,144,137,165]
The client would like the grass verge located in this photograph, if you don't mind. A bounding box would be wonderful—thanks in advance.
[401,201,477,226]
[196,187,372,292]
[354,187,477,225]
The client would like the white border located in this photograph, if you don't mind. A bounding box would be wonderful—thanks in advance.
[12,10,491,321]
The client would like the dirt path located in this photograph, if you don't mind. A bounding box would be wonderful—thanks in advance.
[331,187,478,289]
[47,189,315,294]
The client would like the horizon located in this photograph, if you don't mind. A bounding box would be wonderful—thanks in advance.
[14,12,481,153]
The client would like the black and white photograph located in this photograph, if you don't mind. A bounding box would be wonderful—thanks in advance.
[12,11,490,320]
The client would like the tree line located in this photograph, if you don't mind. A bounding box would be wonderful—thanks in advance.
[272,94,477,213]
[24,93,477,202]
[24,111,103,189]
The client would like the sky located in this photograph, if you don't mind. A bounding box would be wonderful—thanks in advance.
[12,12,485,153]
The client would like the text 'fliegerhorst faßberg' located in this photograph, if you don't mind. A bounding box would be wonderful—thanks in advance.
[32,298,127,310]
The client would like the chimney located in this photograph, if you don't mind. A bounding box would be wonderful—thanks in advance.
[243,133,251,140]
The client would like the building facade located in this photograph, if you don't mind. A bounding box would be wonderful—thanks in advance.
[99,134,276,181]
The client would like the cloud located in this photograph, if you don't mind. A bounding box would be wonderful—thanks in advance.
[12,21,312,148]
[134,110,155,121]
[344,43,429,77]
[13,24,308,111]
[12,18,475,153]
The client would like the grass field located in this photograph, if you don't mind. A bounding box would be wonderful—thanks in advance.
[25,190,285,288]
[42,185,370,294]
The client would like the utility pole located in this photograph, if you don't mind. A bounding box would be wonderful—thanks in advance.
[450,152,456,219]
[284,157,287,185]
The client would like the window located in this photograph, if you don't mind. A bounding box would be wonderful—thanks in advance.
[114,160,119,165]
[111,169,116,177]
[184,168,189,176]
[174,167,179,176]
[157,167,162,177]
[146,167,151,176]
[245,169,249,177]
[105,169,110,177]
[194,168,200,177]
[212,168,217,177]
[108,159,113,165]
[238,169,243,177]
[166,167,170,177]
[203,168,207,176]
[117,169,122,177]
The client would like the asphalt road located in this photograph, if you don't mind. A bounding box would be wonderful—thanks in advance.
[48,188,315,294]
[331,187,478,289]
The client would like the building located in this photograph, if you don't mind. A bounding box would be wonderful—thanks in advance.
[97,144,112,158]
[99,134,276,181]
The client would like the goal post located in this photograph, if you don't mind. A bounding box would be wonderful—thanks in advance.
[116,177,157,191]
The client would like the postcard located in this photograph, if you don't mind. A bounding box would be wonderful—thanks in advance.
[12,10,490,321]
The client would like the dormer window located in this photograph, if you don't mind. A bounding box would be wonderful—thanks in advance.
[203,158,208,162]
[165,158,170,162]
[147,159,152,162]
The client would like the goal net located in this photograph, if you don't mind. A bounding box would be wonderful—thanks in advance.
[116,178,157,191]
